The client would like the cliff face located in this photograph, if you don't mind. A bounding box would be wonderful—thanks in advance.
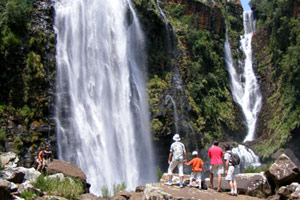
[0,0,56,166]
[251,0,300,163]
[135,0,244,170]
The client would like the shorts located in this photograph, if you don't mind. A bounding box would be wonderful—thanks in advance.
[190,172,202,182]
[168,161,184,177]
[225,166,237,181]
[210,164,224,175]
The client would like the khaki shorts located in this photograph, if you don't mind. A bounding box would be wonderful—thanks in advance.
[168,161,184,177]
[190,172,202,182]
[225,166,237,181]
[210,164,224,175]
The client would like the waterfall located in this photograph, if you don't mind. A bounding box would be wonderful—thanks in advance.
[232,144,261,171]
[54,0,156,195]
[225,11,262,142]
[165,95,179,134]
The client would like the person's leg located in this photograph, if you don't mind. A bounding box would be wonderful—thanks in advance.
[178,162,184,187]
[188,172,194,187]
[197,173,202,189]
[37,160,42,171]
[217,173,222,191]
[233,180,237,195]
[217,164,223,191]
[167,161,177,185]
[209,172,213,188]
[209,165,214,188]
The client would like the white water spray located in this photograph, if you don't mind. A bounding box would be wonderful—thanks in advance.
[54,0,155,195]
[232,144,261,170]
[225,11,262,142]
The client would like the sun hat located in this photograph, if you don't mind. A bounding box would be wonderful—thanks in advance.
[172,134,181,141]
[192,151,198,156]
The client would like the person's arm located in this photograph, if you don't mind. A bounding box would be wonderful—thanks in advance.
[225,159,229,175]
[208,149,211,158]
[184,149,187,164]
[201,160,205,172]
[168,152,172,164]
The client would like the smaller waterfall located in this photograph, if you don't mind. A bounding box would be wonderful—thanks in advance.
[225,11,262,142]
[165,95,178,134]
[232,144,261,171]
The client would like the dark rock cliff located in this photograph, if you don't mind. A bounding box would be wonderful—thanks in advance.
[0,0,56,167]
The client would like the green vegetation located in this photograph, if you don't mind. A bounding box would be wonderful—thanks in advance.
[20,190,40,200]
[157,167,163,180]
[100,183,127,198]
[250,0,300,160]
[0,0,55,158]
[134,0,244,149]
[34,175,85,200]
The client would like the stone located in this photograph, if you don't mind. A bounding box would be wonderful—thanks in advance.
[265,154,300,187]
[48,173,65,181]
[45,159,90,192]
[275,182,300,200]
[135,185,145,192]
[18,167,41,183]
[45,160,87,183]
[80,193,102,200]
[143,182,262,200]
[0,179,11,200]
[0,152,19,168]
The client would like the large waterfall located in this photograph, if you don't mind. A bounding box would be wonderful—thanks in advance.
[225,11,262,142]
[54,0,156,195]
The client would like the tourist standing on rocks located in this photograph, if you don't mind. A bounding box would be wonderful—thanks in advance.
[208,140,223,192]
[185,151,204,189]
[224,144,238,196]
[36,145,53,171]
[167,134,187,188]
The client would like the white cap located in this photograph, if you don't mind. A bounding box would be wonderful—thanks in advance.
[172,134,181,142]
[192,151,198,156]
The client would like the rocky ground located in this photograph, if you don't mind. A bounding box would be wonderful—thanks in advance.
[1,152,300,199]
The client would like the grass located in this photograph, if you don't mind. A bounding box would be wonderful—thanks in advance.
[33,175,84,200]
[101,182,127,198]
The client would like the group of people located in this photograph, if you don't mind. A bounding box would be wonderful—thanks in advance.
[167,134,238,196]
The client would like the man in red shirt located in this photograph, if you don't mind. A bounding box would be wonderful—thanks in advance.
[208,141,223,192]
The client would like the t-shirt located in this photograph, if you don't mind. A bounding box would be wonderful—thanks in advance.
[224,151,233,166]
[170,141,185,161]
[208,145,223,165]
[187,157,204,172]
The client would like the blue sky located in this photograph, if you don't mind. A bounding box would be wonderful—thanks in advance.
[240,0,251,10]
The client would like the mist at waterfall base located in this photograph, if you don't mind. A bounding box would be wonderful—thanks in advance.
[54,0,156,195]
[225,11,262,143]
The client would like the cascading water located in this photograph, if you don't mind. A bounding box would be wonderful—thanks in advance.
[54,0,155,195]
[225,11,262,142]
[232,145,261,171]
[165,95,179,134]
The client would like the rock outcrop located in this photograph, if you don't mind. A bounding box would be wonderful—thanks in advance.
[0,152,93,200]
[265,154,300,189]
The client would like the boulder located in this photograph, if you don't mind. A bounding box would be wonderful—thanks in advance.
[143,183,261,200]
[237,173,272,198]
[18,167,41,183]
[1,169,25,184]
[135,185,145,192]
[45,160,90,192]
[0,152,19,168]
[80,193,102,200]
[45,160,86,183]
[265,154,300,188]
[0,179,11,200]
[275,182,300,200]
[204,172,271,198]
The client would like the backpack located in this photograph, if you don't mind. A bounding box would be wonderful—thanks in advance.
[230,152,240,166]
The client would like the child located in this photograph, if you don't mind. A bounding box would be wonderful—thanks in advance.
[185,151,205,189]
